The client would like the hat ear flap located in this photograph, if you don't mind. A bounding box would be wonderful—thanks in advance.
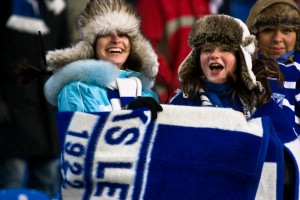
[46,41,94,70]
[129,35,159,79]
[239,47,257,90]
[178,49,198,77]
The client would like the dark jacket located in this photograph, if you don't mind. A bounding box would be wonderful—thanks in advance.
[0,0,70,157]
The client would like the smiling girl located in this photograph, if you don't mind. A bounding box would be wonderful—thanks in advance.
[43,0,160,114]
[246,0,300,130]
[170,14,267,119]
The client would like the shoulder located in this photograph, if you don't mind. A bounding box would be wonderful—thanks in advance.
[44,59,118,106]
[170,91,187,105]
[170,90,200,106]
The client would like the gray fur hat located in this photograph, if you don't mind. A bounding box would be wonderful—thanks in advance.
[45,0,158,79]
[179,14,260,90]
[246,0,300,50]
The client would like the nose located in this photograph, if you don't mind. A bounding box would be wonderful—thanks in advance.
[272,30,283,44]
[111,33,121,43]
[210,49,220,60]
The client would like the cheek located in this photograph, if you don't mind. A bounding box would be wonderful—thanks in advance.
[226,56,237,74]
[124,38,131,49]
[287,34,297,50]
[199,54,207,67]
[257,34,270,47]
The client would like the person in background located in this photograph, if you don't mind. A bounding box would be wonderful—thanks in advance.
[135,0,213,103]
[246,0,300,131]
[0,0,69,198]
[170,14,266,119]
[246,0,300,198]
[43,0,162,119]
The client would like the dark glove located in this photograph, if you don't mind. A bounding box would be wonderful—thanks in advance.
[126,97,163,119]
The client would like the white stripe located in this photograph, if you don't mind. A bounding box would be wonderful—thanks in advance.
[130,77,142,97]
[296,93,300,101]
[285,62,300,71]
[110,98,122,110]
[165,16,196,38]
[284,81,296,89]
[267,77,277,81]
[116,78,141,97]
[255,163,277,200]
[296,115,300,126]
[6,15,50,34]
[63,112,100,200]
[158,105,264,137]
[282,98,294,111]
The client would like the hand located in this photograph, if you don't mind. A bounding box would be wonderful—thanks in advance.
[126,97,163,119]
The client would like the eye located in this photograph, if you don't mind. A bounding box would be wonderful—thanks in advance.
[261,28,274,33]
[220,46,232,52]
[201,47,213,53]
[98,33,109,38]
[118,33,129,38]
[281,28,294,35]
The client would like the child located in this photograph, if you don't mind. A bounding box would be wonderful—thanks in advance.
[170,14,265,119]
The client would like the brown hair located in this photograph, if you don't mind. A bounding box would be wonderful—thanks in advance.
[179,49,258,110]
[252,57,284,107]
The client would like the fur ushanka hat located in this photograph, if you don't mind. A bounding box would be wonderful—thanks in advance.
[45,0,158,79]
[179,14,260,90]
[246,0,300,50]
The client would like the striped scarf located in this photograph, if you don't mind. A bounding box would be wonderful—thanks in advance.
[199,88,254,119]
[107,77,142,110]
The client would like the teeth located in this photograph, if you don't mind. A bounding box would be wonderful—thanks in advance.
[108,48,122,53]
[209,63,223,70]
[210,64,222,67]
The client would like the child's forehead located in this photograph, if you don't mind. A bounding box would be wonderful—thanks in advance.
[201,43,237,50]
[259,24,297,30]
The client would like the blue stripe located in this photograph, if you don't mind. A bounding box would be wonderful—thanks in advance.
[83,113,110,200]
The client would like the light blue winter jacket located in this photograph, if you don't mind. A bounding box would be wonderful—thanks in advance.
[44,59,158,112]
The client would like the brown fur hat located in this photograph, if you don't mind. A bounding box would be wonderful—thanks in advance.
[246,0,300,50]
[46,0,158,79]
[179,14,260,91]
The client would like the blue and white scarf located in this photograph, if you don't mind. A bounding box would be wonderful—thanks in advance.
[107,77,142,110]
[6,0,66,34]
[56,105,285,200]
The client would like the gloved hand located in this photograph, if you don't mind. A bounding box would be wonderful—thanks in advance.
[126,97,163,119]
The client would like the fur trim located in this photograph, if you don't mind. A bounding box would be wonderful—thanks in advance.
[246,0,300,50]
[179,14,258,90]
[132,35,159,78]
[188,15,243,50]
[44,60,119,105]
[44,59,154,106]
[46,41,94,69]
[77,0,140,43]
[45,0,158,79]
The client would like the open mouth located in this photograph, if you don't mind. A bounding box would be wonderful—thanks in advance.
[108,48,122,53]
[209,63,224,71]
